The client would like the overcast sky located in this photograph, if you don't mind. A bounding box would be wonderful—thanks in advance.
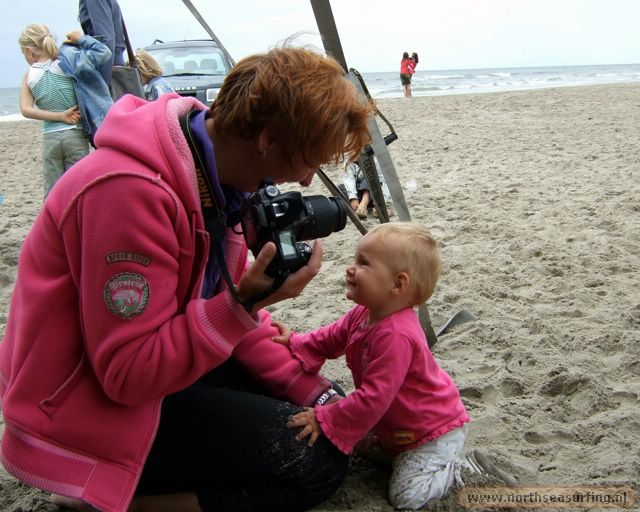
[2,0,639,88]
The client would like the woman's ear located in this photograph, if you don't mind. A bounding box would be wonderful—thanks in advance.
[256,127,277,157]
[256,127,270,157]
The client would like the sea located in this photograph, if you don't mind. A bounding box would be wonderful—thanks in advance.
[2,62,640,121]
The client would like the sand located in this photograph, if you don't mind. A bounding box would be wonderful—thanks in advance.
[1,83,639,511]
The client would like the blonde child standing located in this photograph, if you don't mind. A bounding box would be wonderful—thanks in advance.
[18,24,113,195]
[273,222,471,509]
[18,24,90,196]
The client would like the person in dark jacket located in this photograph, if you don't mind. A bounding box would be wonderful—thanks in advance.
[78,0,126,85]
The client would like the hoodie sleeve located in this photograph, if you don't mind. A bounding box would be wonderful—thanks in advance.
[74,173,259,406]
[231,310,333,407]
[218,233,333,406]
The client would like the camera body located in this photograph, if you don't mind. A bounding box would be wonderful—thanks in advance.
[240,181,347,282]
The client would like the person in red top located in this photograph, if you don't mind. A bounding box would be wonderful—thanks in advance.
[399,51,412,97]
[273,222,471,509]
[408,52,419,76]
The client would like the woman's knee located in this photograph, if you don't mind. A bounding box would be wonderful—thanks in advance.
[293,441,349,507]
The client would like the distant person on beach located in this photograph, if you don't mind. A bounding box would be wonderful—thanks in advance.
[400,51,412,97]
[340,159,392,219]
[78,0,126,85]
[133,49,176,101]
[272,222,472,509]
[0,46,372,512]
[409,52,419,76]
[17,24,108,196]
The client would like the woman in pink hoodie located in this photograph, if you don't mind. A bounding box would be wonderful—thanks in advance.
[0,47,372,512]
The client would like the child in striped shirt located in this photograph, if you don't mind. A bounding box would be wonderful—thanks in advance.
[18,24,111,196]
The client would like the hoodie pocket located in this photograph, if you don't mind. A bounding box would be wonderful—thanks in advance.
[39,356,87,417]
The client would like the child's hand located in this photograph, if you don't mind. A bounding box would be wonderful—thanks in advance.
[64,31,84,45]
[287,407,322,446]
[270,320,292,346]
[61,105,81,125]
[350,199,359,210]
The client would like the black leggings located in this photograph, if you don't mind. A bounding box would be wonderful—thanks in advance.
[136,359,348,512]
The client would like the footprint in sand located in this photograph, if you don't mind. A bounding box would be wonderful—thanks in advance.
[539,367,590,397]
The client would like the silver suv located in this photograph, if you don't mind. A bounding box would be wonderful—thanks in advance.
[143,39,233,105]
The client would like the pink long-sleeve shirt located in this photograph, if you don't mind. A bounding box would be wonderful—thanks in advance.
[290,305,470,456]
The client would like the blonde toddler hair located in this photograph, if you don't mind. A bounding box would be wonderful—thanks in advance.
[134,49,164,80]
[18,24,59,60]
[367,222,441,305]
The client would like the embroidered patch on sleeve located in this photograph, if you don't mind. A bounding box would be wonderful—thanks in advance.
[104,273,150,319]
[393,430,416,445]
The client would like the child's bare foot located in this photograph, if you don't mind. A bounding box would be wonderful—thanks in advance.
[50,494,97,511]
[355,207,367,219]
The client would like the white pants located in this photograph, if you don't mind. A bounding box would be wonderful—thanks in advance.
[388,424,468,510]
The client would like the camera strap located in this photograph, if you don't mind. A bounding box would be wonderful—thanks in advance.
[179,110,250,310]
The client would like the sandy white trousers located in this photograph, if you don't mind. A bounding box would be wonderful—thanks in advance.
[388,424,468,509]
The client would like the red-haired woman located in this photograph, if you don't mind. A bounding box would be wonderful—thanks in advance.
[1,46,373,512]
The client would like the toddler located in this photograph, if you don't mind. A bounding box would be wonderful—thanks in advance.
[273,222,470,509]
[341,159,392,219]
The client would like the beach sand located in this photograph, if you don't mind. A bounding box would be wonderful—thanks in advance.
[1,83,639,511]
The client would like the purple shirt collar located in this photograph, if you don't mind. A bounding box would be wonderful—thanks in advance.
[188,110,247,217]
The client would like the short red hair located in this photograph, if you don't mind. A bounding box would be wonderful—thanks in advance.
[211,46,372,167]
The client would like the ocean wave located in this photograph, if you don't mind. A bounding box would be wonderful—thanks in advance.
[412,86,442,92]
[428,74,464,80]
[0,114,26,122]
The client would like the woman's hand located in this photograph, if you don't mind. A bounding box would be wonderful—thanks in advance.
[236,239,323,314]
[287,407,322,446]
[270,320,291,346]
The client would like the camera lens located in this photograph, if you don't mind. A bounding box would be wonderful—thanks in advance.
[299,195,347,240]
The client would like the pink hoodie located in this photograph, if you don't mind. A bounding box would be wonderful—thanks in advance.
[0,94,330,512]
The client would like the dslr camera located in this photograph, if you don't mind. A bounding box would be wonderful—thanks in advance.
[240,181,347,283]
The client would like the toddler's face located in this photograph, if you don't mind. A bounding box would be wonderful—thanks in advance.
[345,233,397,311]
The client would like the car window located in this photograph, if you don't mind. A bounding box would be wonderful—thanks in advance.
[145,45,229,76]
